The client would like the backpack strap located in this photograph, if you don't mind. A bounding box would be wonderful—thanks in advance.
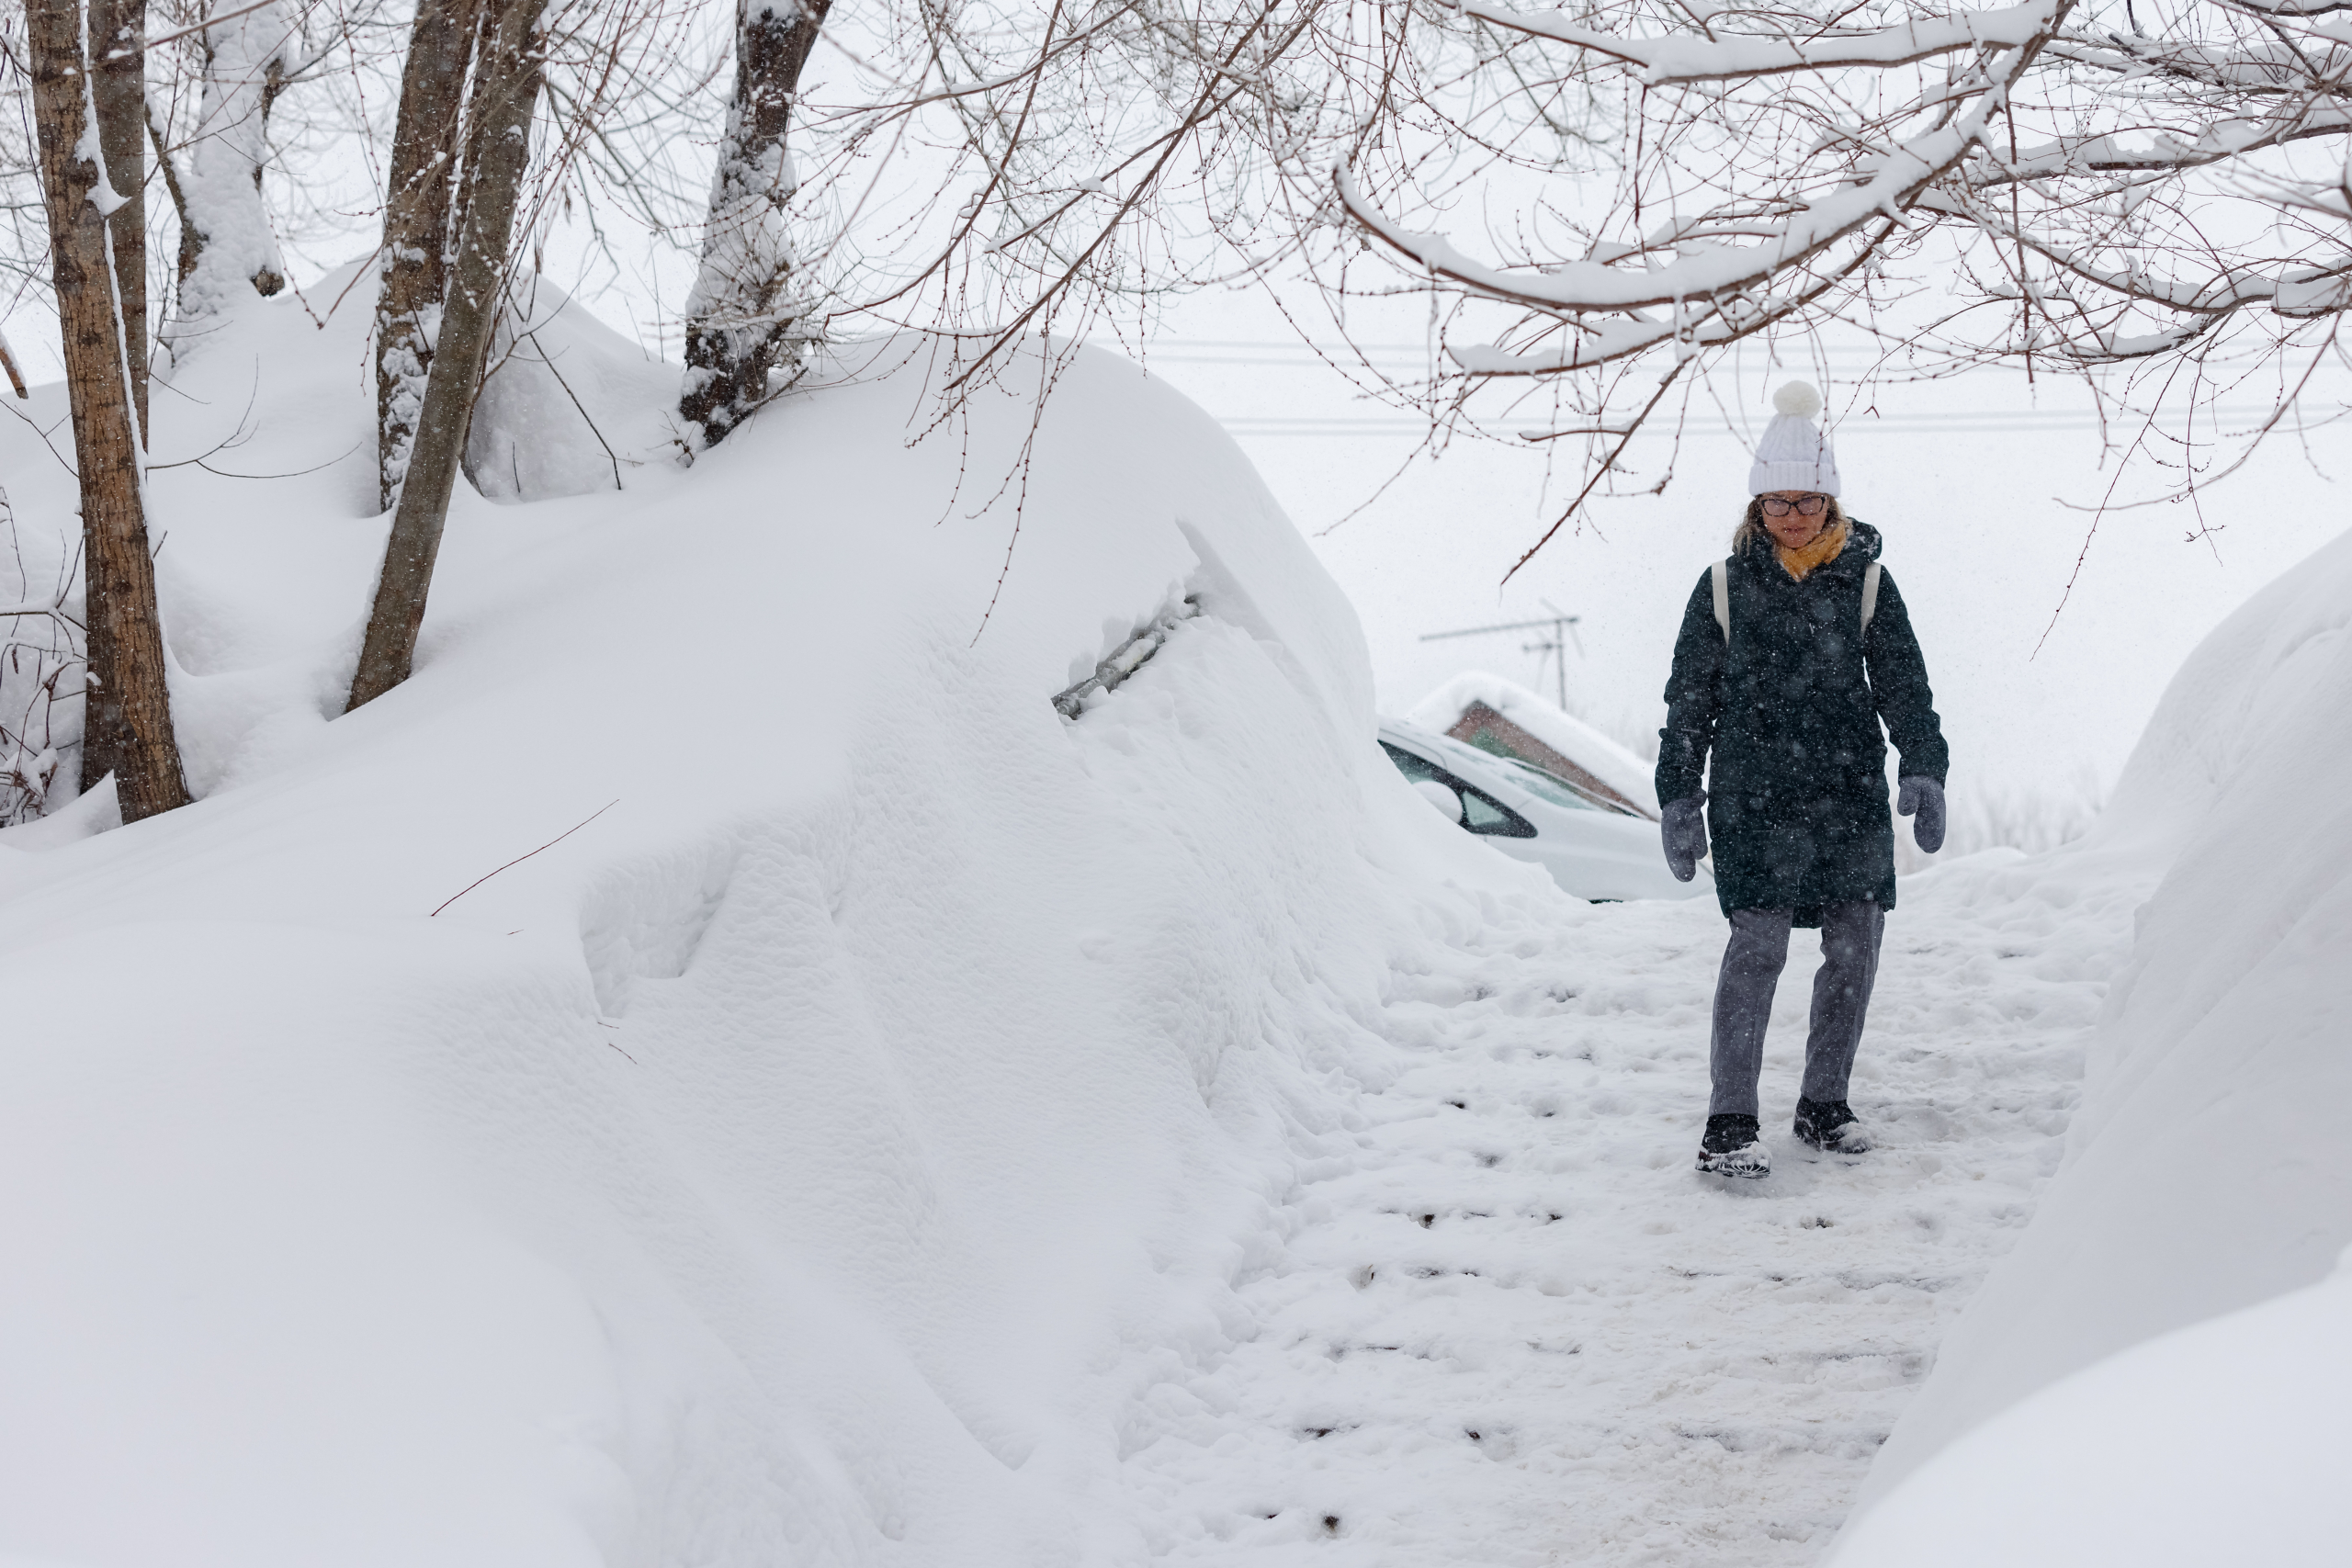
[1717,556,1879,639]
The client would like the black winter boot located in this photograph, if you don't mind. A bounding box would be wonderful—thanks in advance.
[1696,1113,1770,1179]
[1793,1097,1872,1154]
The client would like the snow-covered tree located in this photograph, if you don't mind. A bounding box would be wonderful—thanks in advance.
[677,0,829,451]
[142,3,408,322]
[1331,0,2352,561]
[22,0,190,819]
[726,0,1416,437]
[87,0,149,437]
[153,1,296,313]
[374,0,483,512]
[352,0,550,709]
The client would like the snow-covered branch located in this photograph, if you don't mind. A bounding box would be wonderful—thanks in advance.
[1459,0,2065,84]
[1309,0,2352,559]
[1971,107,2352,186]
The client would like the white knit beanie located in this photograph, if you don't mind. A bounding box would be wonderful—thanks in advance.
[1747,380,1840,497]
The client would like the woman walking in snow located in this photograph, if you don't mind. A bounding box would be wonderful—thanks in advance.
[1655,383,1950,1179]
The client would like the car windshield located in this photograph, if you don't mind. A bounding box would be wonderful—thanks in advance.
[1497,756,1627,815]
[1391,733,1523,788]
[1391,728,1634,818]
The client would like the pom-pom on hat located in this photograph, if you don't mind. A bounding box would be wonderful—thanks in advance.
[1747,379,1840,497]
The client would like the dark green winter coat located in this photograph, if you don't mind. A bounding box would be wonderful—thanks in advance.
[1655,519,1948,923]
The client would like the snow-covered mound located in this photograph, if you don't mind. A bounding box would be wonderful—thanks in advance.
[1405,670,1658,814]
[1835,1261,2352,1564]
[464,274,686,502]
[1834,524,2352,1562]
[0,286,1546,1568]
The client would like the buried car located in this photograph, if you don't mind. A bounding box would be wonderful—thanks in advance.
[1379,720,1710,903]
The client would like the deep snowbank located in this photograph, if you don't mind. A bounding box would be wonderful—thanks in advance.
[1836,1258,2352,1563]
[1836,524,2352,1560]
[0,284,1549,1567]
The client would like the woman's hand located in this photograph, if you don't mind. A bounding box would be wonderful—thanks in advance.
[1898,776,1946,854]
[1662,796,1709,882]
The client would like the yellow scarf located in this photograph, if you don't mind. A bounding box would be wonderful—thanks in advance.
[1778,518,1849,581]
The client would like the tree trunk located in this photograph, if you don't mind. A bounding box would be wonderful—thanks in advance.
[28,0,191,819]
[88,0,147,444]
[678,0,830,451]
[171,2,291,315]
[347,0,546,712]
[375,0,484,512]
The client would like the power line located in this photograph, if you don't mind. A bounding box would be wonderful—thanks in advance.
[1420,604,1583,711]
[1146,337,1918,359]
[1141,341,1922,371]
[1217,404,2330,439]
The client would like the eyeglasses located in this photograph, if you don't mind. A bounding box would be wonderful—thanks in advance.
[1758,494,1830,516]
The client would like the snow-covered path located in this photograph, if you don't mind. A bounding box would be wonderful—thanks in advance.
[1123,855,2142,1565]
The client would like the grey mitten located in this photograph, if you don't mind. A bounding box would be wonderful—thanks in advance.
[1897,775,1946,854]
[1661,795,1709,882]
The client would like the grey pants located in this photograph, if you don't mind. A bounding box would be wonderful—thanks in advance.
[1709,901,1884,1117]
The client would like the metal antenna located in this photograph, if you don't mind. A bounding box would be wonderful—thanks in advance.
[1419,606,1584,711]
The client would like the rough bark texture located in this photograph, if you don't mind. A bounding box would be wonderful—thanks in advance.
[28,0,191,818]
[347,0,546,711]
[88,0,147,443]
[375,0,484,512]
[678,0,830,450]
